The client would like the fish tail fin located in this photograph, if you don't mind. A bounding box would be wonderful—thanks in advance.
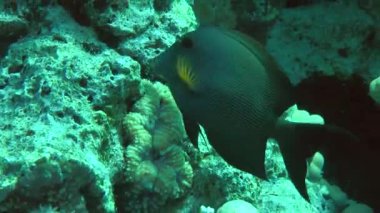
[273,121,359,201]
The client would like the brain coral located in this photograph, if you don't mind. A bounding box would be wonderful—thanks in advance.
[123,80,193,211]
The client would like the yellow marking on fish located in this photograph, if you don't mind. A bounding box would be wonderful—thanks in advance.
[176,56,197,90]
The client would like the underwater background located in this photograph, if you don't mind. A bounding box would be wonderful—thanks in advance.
[0,0,379,212]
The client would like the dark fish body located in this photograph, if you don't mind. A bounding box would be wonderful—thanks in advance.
[155,27,293,179]
[154,26,379,210]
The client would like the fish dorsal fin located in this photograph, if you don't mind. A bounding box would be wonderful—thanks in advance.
[221,29,292,88]
[219,29,273,71]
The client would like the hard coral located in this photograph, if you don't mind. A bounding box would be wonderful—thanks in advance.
[193,0,237,28]
[123,80,193,210]
[369,76,380,104]
[306,152,324,183]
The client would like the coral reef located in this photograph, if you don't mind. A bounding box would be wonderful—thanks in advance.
[0,11,27,40]
[0,5,136,212]
[0,3,28,57]
[217,199,258,213]
[0,0,378,212]
[306,152,324,183]
[369,76,380,104]
[193,0,237,28]
[0,1,195,211]
[58,0,197,64]
[121,80,193,211]
[192,0,281,41]
[267,1,378,84]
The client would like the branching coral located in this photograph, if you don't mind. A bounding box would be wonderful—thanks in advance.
[123,80,193,210]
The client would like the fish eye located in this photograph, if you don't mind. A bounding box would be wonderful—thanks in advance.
[181,37,193,48]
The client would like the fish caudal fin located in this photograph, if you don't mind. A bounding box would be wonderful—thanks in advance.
[273,121,359,202]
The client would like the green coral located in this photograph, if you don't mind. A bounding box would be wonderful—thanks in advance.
[123,80,193,211]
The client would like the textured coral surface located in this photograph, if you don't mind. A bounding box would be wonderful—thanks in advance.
[0,1,195,212]
[0,0,378,212]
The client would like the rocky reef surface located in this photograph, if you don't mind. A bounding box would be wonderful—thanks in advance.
[0,0,378,212]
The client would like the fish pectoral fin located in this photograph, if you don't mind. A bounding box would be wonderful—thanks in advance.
[183,116,200,148]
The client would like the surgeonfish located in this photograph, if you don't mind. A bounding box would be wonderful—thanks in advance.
[153,26,378,210]
[154,25,307,194]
